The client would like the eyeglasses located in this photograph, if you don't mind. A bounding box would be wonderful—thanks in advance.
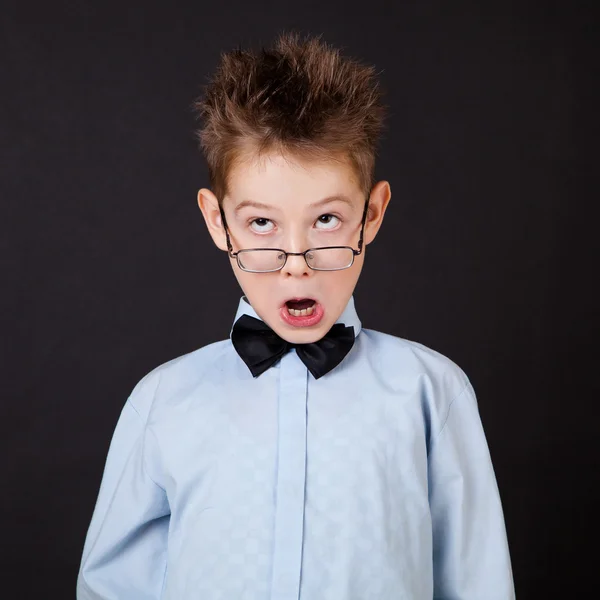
[219,197,370,273]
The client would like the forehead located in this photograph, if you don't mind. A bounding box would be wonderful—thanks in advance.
[226,150,361,207]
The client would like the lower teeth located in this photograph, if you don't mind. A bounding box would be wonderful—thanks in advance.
[287,305,315,317]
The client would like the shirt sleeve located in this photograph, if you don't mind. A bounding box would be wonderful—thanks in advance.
[428,379,516,599]
[76,398,170,600]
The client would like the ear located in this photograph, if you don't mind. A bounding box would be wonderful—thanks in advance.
[364,180,392,245]
[197,188,228,251]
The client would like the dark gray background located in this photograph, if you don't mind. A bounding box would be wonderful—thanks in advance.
[1,1,596,598]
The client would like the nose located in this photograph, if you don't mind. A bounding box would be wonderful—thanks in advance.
[280,228,312,277]
[281,251,311,277]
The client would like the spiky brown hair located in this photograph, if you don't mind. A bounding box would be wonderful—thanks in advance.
[192,31,387,203]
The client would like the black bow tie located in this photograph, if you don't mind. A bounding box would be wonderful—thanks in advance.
[231,314,355,379]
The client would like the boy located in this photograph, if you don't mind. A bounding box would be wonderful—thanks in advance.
[77,32,515,599]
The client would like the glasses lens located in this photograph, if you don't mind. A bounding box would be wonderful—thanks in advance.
[306,247,354,270]
[237,249,286,272]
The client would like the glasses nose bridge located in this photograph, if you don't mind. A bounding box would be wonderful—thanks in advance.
[281,249,312,274]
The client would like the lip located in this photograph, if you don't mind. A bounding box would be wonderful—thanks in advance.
[280,298,324,328]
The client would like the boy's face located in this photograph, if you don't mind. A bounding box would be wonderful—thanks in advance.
[198,151,391,344]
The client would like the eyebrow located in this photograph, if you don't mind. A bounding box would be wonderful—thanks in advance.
[233,194,356,214]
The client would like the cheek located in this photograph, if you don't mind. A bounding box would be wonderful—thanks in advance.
[231,264,252,296]
[231,268,277,302]
[335,257,363,285]
[320,263,362,302]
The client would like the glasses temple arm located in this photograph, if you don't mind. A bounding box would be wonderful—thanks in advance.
[218,205,236,256]
[357,196,370,253]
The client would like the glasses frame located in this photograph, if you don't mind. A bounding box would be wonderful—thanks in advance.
[218,196,370,273]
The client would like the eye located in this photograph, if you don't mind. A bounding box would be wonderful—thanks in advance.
[315,214,340,230]
[250,218,274,233]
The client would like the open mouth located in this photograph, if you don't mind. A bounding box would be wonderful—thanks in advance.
[284,298,316,317]
[280,297,324,327]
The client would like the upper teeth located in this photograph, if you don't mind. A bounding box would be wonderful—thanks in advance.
[288,306,315,317]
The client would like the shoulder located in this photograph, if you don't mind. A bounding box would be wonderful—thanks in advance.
[127,338,233,421]
[358,327,470,407]
[357,328,474,442]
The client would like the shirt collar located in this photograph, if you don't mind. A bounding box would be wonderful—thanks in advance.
[230,295,362,340]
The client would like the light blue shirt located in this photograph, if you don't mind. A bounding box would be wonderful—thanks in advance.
[77,295,515,599]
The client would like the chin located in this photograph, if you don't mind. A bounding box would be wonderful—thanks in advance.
[277,323,330,345]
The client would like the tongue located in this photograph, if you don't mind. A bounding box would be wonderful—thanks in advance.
[287,298,315,310]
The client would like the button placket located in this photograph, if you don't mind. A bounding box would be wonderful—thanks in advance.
[270,349,308,600]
